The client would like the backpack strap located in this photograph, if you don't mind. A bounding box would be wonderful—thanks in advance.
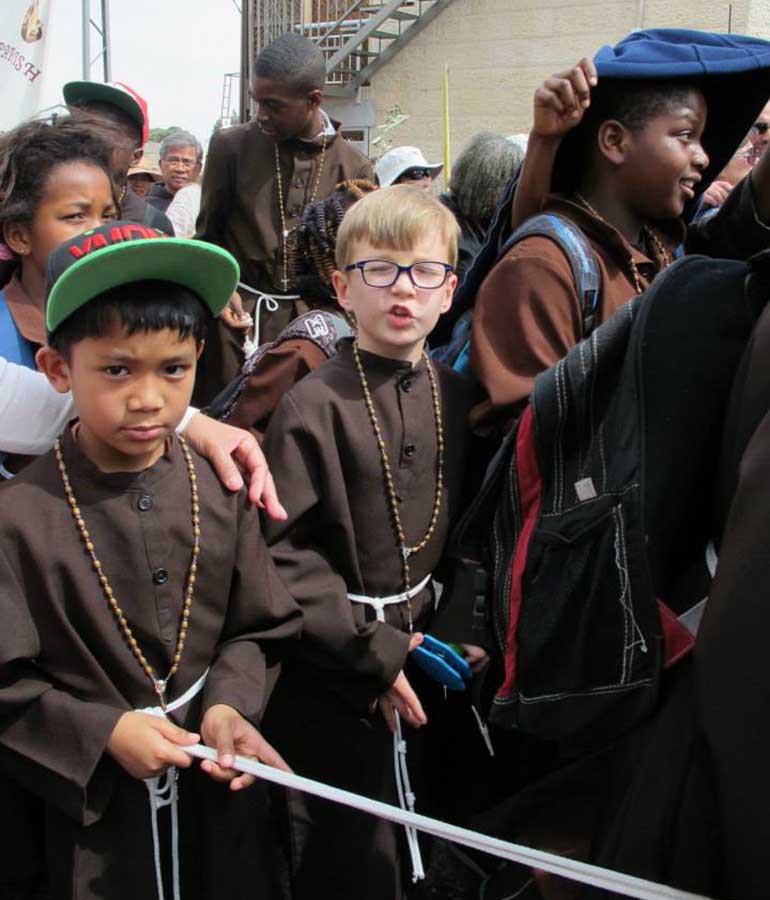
[435,213,601,374]
[500,213,602,338]
[206,310,351,421]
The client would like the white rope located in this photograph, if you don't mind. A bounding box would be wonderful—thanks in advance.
[347,572,432,622]
[144,770,180,900]
[470,704,496,757]
[137,669,209,900]
[182,744,714,900]
[237,281,300,357]
[348,571,432,880]
[393,712,425,881]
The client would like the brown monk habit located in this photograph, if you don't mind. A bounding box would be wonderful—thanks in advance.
[194,119,373,406]
[0,430,301,900]
[695,298,770,900]
[260,339,475,900]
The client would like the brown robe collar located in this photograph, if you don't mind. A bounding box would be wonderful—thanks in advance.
[58,426,178,496]
[544,194,686,287]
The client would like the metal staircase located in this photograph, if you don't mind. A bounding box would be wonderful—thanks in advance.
[250,1,456,97]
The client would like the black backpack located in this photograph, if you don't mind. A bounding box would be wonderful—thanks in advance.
[443,251,770,747]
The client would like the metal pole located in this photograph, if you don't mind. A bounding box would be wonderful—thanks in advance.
[240,1,253,122]
[102,0,112,81]
[82,0,91,79]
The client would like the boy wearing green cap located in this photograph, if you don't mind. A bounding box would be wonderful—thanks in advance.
[0,223,301,900]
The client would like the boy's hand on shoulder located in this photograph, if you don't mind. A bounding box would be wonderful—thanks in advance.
[532,58,597,140]
[200,704,291,791]
[182,413,287,517]
[106,711,199,780]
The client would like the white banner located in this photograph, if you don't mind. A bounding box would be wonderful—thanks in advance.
[0,0,54,131]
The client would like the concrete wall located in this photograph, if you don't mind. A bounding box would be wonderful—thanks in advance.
[363,0,763,175]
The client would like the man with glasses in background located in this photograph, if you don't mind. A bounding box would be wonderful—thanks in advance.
[147,130,203,213]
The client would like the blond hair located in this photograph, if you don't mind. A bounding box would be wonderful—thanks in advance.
[335,184,459,270]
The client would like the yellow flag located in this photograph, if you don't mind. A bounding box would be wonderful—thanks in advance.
[442,64,451,184]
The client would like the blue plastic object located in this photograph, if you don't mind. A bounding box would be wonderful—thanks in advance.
[411,634,473,691]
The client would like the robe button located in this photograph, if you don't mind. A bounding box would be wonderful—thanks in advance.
[404,443,416,458]
[137,495,153,511]
[401,377,413,392]
[153,568,169,585]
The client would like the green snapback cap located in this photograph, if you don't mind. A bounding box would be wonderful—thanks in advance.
[45,222,239,333]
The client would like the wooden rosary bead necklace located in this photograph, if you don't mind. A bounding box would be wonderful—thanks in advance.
[352,340,444,632]
[275,134,328,291]
[54,436,200,711]
[574,193,672,294]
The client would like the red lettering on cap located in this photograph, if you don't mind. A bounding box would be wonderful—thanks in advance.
[68,233,108,259]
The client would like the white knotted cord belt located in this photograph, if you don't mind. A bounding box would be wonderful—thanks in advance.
[237,281,300,357]
[181,743,713,900]
[137,668,209,900]
[348,571,432,882]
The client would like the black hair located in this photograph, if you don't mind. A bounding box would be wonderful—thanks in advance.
[0,111,120,231]
[49,279,209,358]
[587,78,703,132]
[292,179,377,308]
[73,100,143,149]
[553,78,704,193]
[255,32,326,94]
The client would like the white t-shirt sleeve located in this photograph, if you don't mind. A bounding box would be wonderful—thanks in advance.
[0,356,74,454]
[165,183,202,239]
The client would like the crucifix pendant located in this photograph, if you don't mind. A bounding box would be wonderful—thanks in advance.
[281,276,289,290]
[154,678,168,712]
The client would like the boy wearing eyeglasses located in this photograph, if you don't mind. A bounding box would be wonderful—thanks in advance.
[260,185,481,900]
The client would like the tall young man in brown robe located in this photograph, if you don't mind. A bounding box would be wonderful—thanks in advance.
[0,225,301,900]
[194,33,374,405]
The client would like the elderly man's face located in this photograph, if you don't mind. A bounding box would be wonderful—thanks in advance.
[159,144,201,194]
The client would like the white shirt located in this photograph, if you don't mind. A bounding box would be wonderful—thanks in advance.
[165,182,202,240]
[0,356,198,455]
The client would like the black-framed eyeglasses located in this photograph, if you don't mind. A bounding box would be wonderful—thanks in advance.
[163,156,198,169]
[752,121,770,135]
[397,167,433,182]
[345,259,454,289]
